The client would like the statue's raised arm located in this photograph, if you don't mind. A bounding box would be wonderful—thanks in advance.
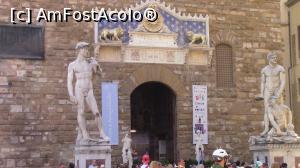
[88,56,102,74]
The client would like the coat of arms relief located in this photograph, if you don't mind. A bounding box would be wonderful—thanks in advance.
[94,0,213,65]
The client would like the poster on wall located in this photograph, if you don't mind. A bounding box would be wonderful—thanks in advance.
[192,85,208,144]
[101,82,119,145]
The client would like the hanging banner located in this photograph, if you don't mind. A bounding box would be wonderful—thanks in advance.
[192,85,208,144]
[101,82,119,145]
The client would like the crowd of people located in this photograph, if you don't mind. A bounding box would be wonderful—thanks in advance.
[58,148,300,168]
[117,148,296,168]
[208,149,289,168]
[58,160,105,168]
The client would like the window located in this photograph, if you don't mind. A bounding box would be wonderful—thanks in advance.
[0,24,44,59]
[292,34,296,66]
[216,44,234,88]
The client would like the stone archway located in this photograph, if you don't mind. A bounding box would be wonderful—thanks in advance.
[121,65,187,96]
[119,65,188,162]
[130,81,176,161]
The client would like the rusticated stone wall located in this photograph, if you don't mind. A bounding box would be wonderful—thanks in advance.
[0,0,283,167]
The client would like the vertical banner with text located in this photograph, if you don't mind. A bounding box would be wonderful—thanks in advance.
[192,85,208,144]
[101,82,119,145]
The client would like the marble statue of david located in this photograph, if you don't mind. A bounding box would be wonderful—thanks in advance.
[67,41,109,143]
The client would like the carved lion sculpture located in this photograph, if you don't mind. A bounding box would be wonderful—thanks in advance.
[100,27,124,41]
[186,31,206,45]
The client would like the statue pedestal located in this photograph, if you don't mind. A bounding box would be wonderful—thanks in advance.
[249,143,300,168]
[75,143,111,168]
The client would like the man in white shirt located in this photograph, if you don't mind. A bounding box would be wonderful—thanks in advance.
[88,160,98,168]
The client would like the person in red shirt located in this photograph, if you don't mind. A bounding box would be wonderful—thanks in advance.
[141,153,150,168]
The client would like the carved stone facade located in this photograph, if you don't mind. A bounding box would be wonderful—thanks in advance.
[0,0,284,167]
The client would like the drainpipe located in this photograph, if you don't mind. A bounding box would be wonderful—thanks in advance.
[287,11,293,110]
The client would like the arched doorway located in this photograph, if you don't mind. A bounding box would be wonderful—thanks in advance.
[130,81,176,162]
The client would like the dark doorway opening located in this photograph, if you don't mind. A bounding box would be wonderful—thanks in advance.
[130,81,176,162]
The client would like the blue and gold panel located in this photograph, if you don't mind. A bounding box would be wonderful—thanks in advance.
[98,3,209,47]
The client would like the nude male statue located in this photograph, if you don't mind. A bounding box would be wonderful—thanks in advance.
[122,133,133,168]
[256,52,286,136]
[195,130,204,165]
[67,41,109,143]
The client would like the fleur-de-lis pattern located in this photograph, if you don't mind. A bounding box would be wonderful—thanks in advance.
[98,7,208,47]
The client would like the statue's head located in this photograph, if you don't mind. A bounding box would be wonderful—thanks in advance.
[116,27,124,37]
[267,52,278,65]
[92,160,97,166]
[75,41,90,58]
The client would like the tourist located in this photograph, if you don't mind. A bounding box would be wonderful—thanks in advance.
[88,160,98,168]
[132,148,139,160]
[166,164,174,168]
[58,163,65,168]
[141,153,150,168]
[280,163,287,168]
[150,161,162,168]
[68,162,75,168]
[230,163,237,168]
[255,161,263,168]
[262,163,268,168]
[240,162,245,168]
[178,159,185,168]
[211,148,230,168]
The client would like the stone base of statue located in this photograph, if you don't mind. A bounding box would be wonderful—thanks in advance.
[249,134,300,144]
[75,139,111,168]
[249,141,300,168]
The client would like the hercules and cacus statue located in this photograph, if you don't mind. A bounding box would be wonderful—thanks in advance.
[249,52,300,144]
